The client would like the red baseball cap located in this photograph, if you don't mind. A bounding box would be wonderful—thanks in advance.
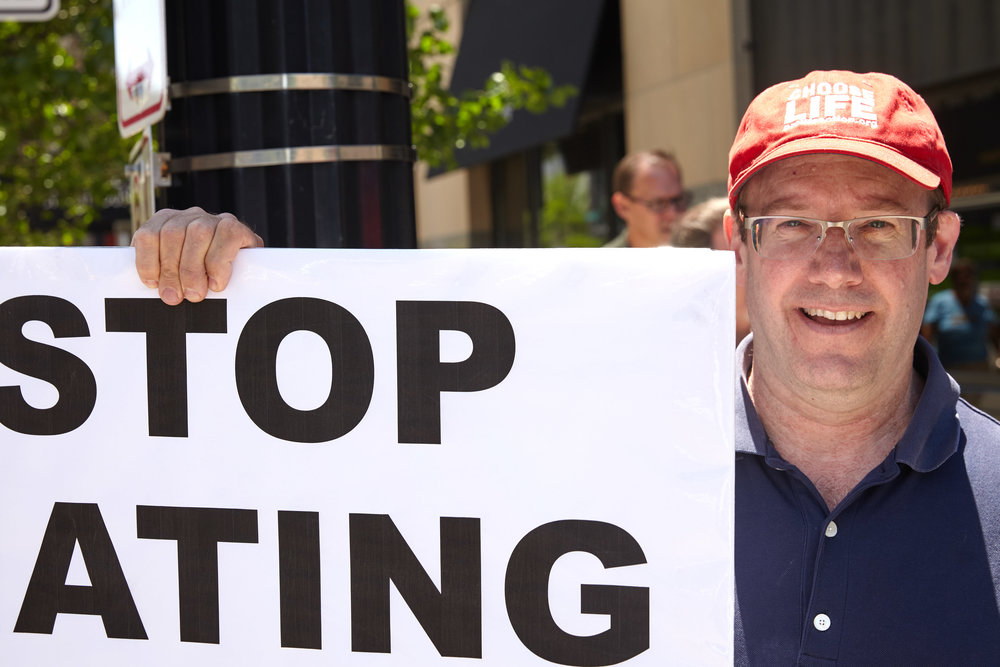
[727,70,952,214]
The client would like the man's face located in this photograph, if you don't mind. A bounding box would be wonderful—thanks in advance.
[731,154,957,397]
[613,162,685,247]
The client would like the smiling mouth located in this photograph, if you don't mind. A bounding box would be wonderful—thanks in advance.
[802,307,870,322]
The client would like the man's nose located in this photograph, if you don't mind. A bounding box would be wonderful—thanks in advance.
[809,227,863,288]
[819,226,853,251]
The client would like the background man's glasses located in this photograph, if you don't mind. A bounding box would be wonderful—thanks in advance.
[624,192,690,214]
[742,209,938,260]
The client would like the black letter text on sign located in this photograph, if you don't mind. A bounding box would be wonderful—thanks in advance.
[396,301,516,444]
[136,506,258,644]
[14,502,147,639]
[235,297,375,443]
[0,296,97,435]
[278,510,322,650]
[350,514,482,657]
[505,520,650,666]
[105,298,227,437]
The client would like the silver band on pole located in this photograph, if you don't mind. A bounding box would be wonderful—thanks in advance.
[168,144,416,173]
[169,73,413,99]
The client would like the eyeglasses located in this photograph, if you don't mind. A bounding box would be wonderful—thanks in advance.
[624,192,690,214]
[741,208,939,261]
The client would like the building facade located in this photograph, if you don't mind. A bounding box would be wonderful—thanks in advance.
[411,0,1000,277]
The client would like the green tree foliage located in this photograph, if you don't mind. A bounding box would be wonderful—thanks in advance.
[0,1,575,244]
[0,0,125,245]
[539,171,602,248]
[406,3,576,168]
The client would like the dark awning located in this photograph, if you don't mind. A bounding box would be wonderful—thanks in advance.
[442,0,606,169]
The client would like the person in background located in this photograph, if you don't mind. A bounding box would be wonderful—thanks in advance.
[672,196,751,342]
[921,256,1000,371]
[671,197,728,250]
[605,149,688,247]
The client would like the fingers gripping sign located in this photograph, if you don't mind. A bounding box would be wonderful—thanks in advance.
[132,207,264,305]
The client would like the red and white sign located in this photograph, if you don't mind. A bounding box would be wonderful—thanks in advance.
[113,0,167,137]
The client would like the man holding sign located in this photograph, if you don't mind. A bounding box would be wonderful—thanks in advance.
[722,70,1000,662]
[134,70,1000,662]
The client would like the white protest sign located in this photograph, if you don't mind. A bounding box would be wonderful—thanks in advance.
[0,247,734,665]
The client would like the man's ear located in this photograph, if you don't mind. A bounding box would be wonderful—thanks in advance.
[928,210,960,285]
[726,209,749,284]
[610,191,630,220]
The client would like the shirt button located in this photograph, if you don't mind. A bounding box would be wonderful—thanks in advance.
[825,521,838,538]
[814,614,831,632]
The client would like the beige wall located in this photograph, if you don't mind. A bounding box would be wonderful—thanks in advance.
[618,0,738,199]
[415,162,492,247]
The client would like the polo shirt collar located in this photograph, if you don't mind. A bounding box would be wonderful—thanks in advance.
[896,337,962,471]
[734,335,962,471]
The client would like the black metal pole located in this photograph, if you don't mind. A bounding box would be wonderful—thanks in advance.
[162,0,415,248]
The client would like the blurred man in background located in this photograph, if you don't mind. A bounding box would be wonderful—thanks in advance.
[605,149,688,247]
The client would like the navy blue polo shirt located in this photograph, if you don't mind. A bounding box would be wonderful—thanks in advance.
[734,336,1000,664]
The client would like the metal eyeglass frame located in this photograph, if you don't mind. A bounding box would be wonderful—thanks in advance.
[740,207,939,260]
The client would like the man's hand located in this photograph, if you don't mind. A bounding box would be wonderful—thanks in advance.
[132,207,264,305]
